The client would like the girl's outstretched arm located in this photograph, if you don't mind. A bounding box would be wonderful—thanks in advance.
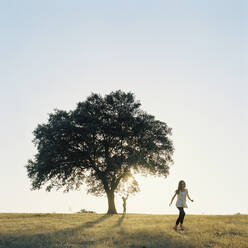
[169,192,177,206]
[186,192,194,202]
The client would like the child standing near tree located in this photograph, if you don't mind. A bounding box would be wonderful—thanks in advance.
[122,194,128,215]
[169,180,194,231]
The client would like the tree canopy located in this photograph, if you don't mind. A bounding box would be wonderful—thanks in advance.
[26,90,174,214]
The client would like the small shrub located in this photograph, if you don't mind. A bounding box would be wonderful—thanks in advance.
[77,209,96,214]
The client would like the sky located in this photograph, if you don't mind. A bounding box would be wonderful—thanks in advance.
[0,0,247,215]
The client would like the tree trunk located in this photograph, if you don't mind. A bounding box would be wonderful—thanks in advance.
[106,190,117,214]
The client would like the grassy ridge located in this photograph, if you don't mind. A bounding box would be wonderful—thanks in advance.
[0,213,247,248]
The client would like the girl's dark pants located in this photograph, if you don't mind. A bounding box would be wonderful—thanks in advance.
[176,207,185,225]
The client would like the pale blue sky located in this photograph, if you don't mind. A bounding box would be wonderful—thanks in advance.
[0,0,247,214]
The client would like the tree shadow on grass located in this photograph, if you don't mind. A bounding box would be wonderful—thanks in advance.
[0,214,113,248]
[0,214,197,248]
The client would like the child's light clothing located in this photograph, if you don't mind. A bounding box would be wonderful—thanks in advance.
[176,189,188,208]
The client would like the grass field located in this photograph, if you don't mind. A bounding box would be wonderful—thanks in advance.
[0,213,247,248]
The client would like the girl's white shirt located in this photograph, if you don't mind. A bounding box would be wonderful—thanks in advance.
[176,189,188,208]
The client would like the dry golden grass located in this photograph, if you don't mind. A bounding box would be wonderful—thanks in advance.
[0,213,247,248]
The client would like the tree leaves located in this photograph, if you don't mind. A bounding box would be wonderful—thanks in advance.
[26,90,174,197]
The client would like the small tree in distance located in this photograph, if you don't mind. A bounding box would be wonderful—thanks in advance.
[26,90,174,214]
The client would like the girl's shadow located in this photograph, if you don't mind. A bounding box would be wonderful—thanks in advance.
[113,214,125,227]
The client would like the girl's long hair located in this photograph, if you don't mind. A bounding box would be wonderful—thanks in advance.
[176,180,186,194]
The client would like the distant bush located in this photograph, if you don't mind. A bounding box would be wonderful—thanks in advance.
[77,209,96,214]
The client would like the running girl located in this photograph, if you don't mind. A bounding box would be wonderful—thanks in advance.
[169,180,194,231]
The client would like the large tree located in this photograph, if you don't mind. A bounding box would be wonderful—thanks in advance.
[26,90,174,214]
